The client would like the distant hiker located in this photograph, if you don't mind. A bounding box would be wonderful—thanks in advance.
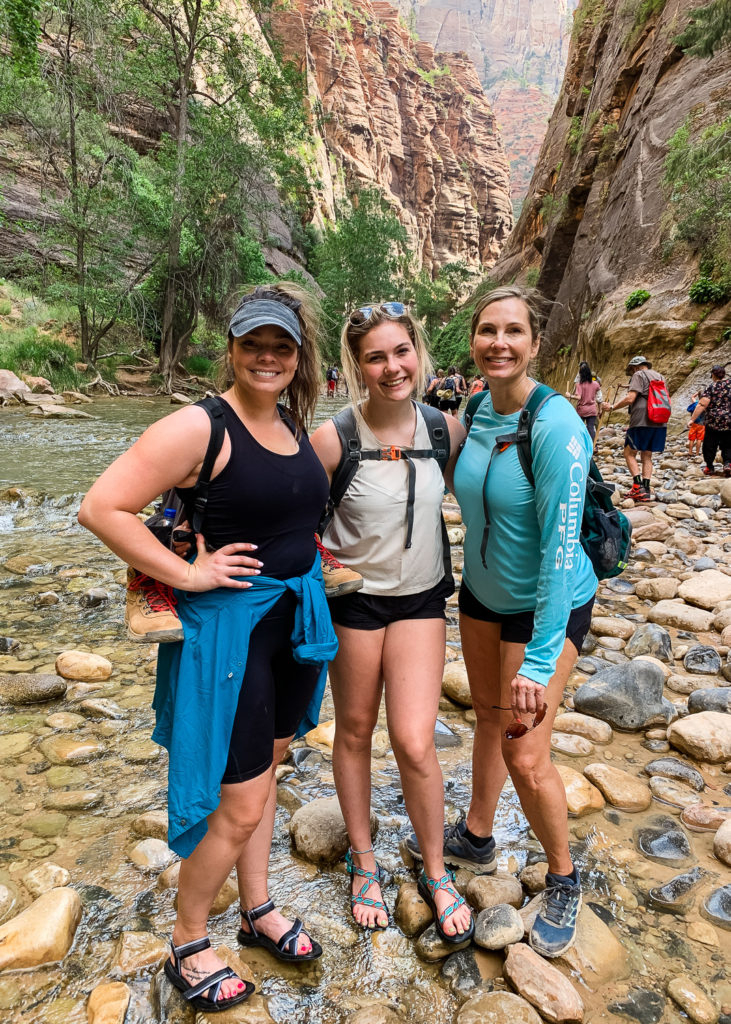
[425,368,444,407]
[686,392,706,457]
[689,364,731,476]
[567,361,602,440]
[603,355,670,501]
[438,365,465,417]
[326,364,339,397]
[468,375,486,397]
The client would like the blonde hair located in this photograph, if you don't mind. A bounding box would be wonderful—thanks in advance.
[340,305,433,406]
[219,281,323,433]
[470,284,548,344]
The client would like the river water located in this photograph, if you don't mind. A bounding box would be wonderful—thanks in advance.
[1,398,730,1023]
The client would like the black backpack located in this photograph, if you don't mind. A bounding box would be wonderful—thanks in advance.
[319,401,453,578]
[144,395,226,547]
[463,385,632,580]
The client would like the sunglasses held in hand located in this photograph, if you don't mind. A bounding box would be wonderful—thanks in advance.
[492,703,548,739]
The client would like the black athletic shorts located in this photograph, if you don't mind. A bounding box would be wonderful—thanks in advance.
[221,592,320,784]
[458,583,594,655]
[329,575,455,631]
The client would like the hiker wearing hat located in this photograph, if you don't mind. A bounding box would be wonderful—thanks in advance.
[689,365,731,476]
[602,355,670,501]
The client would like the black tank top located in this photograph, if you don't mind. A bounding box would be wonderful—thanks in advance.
[177,399,329,580]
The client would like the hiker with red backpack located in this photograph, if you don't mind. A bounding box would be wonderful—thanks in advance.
[79,283,338,1012]
[602,354,671,501]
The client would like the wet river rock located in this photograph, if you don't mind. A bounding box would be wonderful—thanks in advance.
[668,712,731,764]
[289,796,379,865]
[625,623,673,662]
[0,886,81,969]
[642,757,705,791]
[648,866,707,912]
[635,816,692,867]
[55,650,113,682]
[688,688,731,714]
[701,885,731,931]
[0,671,66,705]
[456,991,542,1024]
[607,988,665,1024]
[684,645,722,675]
[573,660,674,731]
[503,943,584,1024]
[473,903,523,949]
[87,981,131,1024]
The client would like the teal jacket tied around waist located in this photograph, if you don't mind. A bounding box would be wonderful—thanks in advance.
[152,555,338,858]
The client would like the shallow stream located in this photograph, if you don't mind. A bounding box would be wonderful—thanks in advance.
[0,398,729,1023]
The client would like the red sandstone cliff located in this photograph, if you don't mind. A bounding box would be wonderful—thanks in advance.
[266,0,513,271]
[490,0,731,389]
[396,0,579,200]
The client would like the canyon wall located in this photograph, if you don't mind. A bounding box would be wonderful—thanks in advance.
[489,0,731,394]
[266,0,513,272]
[396,0,579,200]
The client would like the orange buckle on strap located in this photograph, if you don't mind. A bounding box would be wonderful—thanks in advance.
[380,445,402,461]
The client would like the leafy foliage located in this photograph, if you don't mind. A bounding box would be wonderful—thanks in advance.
[676,0,731,56]
[625,289,651,310]
[688,276,730,303]
[310,190,411,357]
[664,114,731,292]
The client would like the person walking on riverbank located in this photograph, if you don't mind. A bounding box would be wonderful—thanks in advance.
[567,361,602,440]
[409,285,597,958]
[689,365,731,476]
[602,355,669,501]
[79,283,336,1012]
[311,302,473,944]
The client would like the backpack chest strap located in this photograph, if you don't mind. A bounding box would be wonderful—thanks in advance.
[358,446,443,549]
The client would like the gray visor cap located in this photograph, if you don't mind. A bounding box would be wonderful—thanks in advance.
[228,298,302,346]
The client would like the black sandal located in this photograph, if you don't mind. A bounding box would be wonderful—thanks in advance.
[164,935,254,1013]
[237,900,323,962]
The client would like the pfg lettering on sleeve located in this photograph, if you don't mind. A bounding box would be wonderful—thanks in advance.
[565,461,585,570]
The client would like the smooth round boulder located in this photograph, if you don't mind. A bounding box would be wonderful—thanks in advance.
[503,943,584,1024]
[669,712,731,764]
[442,661,472,706]
[289,796,378,865]
[0,887,82,969]
[713,818,731,867]
[457,991,542,1024]
[625,623,672,662]
[0,672,66,705]
[684,645,721,676]
[55,650,112,682]
[87,981,131,1024]
[474,903,523,950]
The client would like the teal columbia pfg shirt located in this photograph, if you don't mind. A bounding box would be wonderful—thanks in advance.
[454,391,597,688]
[152,555,338,858]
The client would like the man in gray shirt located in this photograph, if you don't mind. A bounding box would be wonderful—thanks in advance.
[603,355,667,501]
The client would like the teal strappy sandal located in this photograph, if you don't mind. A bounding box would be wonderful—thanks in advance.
[345,847,389,930]
[417,869,474,944]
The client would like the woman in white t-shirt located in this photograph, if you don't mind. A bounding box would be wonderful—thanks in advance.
[311,303,473,944]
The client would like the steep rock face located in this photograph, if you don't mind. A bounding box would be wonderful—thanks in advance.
[490,0,731,391]
[396,0,579,199]
[267,0,513,270]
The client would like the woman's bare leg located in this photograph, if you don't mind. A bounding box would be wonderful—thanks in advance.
[235,735,312,954]
[330,624,388,928]
[383,617,471,935]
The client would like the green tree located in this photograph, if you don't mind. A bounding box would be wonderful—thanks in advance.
[0,0,159,363]
[124,0,312,388]
[0,0,41,72]
[676,0,731,56]
[408,262,473,339]
[310,190,411,356]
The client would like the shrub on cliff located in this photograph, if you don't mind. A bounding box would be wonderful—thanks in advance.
[625,289,651,310]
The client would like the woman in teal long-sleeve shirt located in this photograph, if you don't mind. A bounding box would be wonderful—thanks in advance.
[451,286,597,960]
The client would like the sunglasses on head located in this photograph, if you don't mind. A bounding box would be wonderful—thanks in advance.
[349,301,407,326]
[492,703,548,740]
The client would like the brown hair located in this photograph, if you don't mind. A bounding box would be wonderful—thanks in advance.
[470,284,547,344]
[219,282,323,433]
[340,305,432,405]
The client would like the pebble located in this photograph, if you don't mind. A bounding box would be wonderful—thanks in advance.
[503,943,584,1024]
[649,777,704,809]
[0,887,82,969]
[635,816,692,866]
[456,991,542,1024]
[713,819,731,866]
[415,922,471,961]
[551,733,595,756]
[643,757,705,791]
[111,931,168,975]
[626,623,673,662]
[584,763,652,811]
[38,735,105,764]
[79,698,125,720]
[473,903,523,950]
[394,882,431,937]
[556,763,605,816]
[21,863,70,898]
[442,661,472,706]
[55,650,112,682]
[684,645,722,675]
[0,732,33,759]
[667,977,719,1024]
[590,616,635,639]
[607,988,665,1024]
[128,838,175,872]
[0,672,66,705]
[686,920,718,945]
[87,981,131,1024]
[681,804,731,832]
[553,711,613,743]
[45,711,84,730]
[79,588,109,608]
[466,873,524,911]
[701,885,731,931]
[131,810,168,841]
[44,788,101,813]
[669,712,731,764]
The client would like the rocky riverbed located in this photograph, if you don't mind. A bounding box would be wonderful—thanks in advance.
[0,407,730,1024]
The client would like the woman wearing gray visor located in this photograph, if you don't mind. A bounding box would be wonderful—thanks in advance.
[79,283,336,1012]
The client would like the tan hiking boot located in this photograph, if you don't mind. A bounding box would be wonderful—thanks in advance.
[125,567,184,643]
[315,536,363,599]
